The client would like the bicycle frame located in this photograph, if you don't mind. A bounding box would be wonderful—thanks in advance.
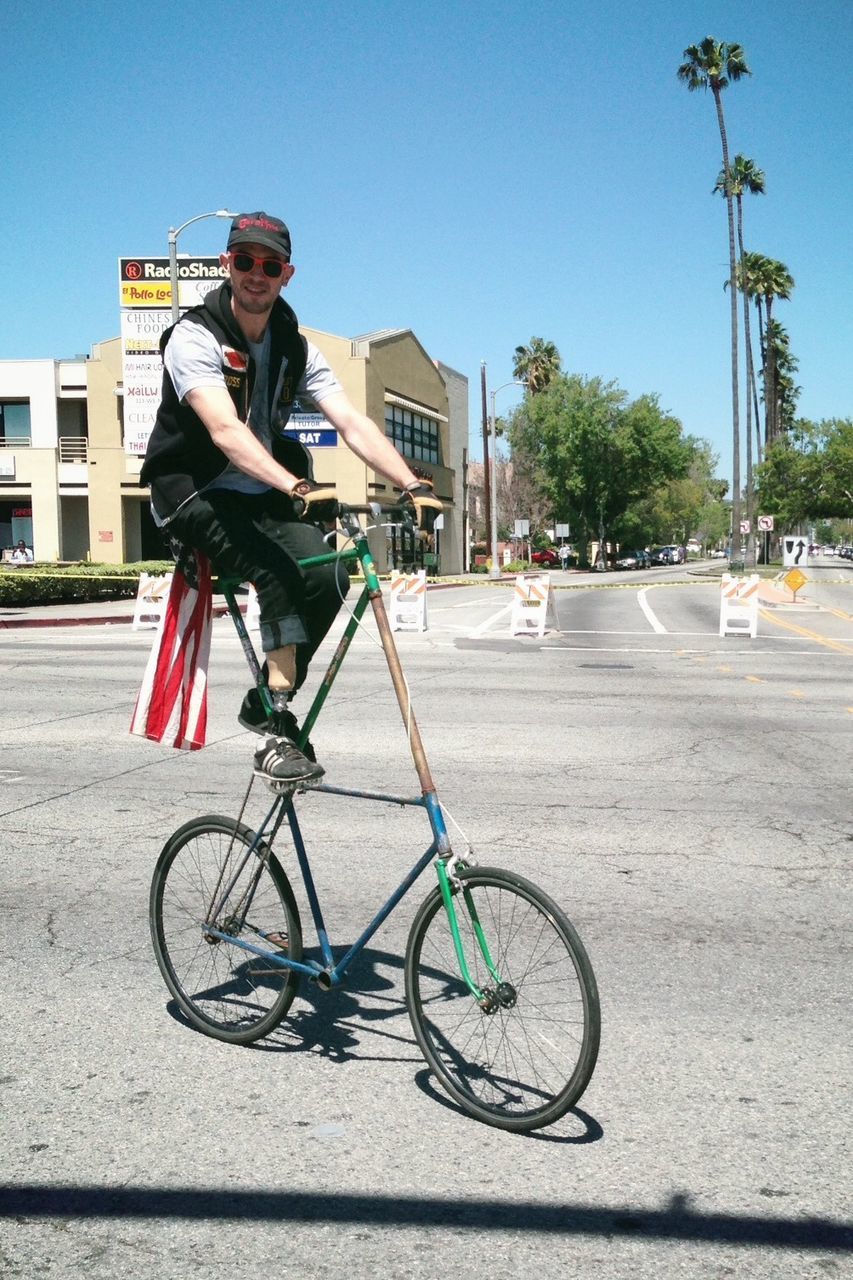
[207,505,496,1001]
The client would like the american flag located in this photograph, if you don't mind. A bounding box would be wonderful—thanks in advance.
[130,548,212,751]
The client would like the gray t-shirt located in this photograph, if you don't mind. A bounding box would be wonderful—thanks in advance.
[162,320,343,497]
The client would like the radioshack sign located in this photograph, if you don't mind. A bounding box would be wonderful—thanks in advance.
[119,256,227,456]
[120,257,227,309]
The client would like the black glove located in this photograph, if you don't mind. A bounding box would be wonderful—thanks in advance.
[401,480,443,533]
[290,480,338,522]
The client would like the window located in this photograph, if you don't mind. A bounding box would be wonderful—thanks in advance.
[384,404,441,465]
[0,401,31,445]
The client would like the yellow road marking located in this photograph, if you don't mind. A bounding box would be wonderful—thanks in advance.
[718,664,732,673]
[758,608,853,656]
[789,690,806,699]
[745,675,765,683]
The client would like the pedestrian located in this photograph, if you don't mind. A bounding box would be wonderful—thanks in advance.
[140,211,442,786]
[10,540,33,565]
[558,543,570,571]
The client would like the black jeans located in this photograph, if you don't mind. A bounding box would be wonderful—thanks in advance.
[167,489,349,691]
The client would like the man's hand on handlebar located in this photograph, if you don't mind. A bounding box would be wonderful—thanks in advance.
[401,479,443,533]
[291,480,338,522]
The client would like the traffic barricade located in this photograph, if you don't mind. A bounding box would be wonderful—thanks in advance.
[245,583,261,631]
[719,573,760,638]
[132,571,173,631]
[510,573,559,638]
[389,570,428,632]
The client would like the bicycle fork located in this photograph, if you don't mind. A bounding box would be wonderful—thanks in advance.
[435,861,514,1013]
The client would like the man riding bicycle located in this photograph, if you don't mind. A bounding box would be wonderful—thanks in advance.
[140,211,441,786]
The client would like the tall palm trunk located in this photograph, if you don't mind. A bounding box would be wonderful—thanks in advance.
[712,85,742,558]
[764,298,777,443]
[735,193,756,565]
[754,295,767,452]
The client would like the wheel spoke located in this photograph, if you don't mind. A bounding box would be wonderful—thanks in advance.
[406,870,599,1131]
[150,817,302,1045]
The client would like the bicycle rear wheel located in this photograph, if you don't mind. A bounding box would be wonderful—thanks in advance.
[150,815,302,1044]
[405,866,600,1132]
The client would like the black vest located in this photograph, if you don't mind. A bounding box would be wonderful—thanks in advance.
[140,282,311,521]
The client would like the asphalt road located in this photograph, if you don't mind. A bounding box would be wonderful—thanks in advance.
[1,566,851,1277]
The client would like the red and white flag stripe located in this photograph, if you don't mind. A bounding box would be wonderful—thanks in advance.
[130,553,212,751]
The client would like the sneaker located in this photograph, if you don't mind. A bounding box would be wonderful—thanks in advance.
[254,736,324,786]
[239,689,316,762]
[238,687,270,735]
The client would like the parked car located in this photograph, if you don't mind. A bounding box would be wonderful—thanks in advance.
[531,548,560,567]
[651,546,676,565]
[615,549,651,570]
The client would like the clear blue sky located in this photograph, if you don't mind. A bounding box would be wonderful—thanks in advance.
[3,0,851,485]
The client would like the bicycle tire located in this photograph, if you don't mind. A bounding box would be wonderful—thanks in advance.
[404,866,600,1132]
[150,814,303,1045]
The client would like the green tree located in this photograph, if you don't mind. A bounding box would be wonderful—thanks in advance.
[507,374,689,565]
[756,418,853,526]
[678,36,751,558]
[616,437,728,549]
[512,338,561,396]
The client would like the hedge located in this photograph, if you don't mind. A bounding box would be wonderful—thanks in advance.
[0,561,174,606]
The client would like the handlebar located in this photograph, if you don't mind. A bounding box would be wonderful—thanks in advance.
[334,501,417,534]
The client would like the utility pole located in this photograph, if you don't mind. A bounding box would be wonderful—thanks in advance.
[480,362,491,554]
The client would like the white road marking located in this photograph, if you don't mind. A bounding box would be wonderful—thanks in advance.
[468,601,514,637]
[637,586,667,633]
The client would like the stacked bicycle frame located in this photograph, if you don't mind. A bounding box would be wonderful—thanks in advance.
[149,503,600,1132]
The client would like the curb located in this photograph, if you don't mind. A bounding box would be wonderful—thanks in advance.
[0,614,135,630]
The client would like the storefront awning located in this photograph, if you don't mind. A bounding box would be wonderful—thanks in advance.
[384,393,448,423]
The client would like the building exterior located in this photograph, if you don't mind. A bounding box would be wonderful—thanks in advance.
[0,326,467,573]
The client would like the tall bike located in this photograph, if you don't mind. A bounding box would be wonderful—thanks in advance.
[149,504,600,1132]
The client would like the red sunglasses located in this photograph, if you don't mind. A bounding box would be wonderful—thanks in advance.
[230,252,286,279]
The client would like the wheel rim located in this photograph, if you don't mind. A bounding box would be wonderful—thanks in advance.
[411,876,596,1125]
[154,823,297,1036]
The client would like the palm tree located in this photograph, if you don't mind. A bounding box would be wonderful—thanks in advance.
[736,253,766,464]
[716,154,765,562]
[512,338,561,396]
[742,255,795,444]
[765,320,800,435]
[678,37,751,557]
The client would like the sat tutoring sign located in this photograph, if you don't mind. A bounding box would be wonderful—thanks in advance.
[283,413,337,448]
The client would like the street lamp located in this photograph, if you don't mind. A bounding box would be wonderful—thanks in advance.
[488,380,526,580]
[168,209,237,324]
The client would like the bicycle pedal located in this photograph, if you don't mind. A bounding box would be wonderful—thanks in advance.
[262,777,300,797]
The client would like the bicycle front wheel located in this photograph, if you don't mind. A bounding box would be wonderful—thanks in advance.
[405,867,600,1132]
[150,815,302,1044]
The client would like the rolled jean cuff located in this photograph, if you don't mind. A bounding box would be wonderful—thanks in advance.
[260,615,309,652]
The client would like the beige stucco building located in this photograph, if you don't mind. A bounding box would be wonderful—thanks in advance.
[0,326,467,574]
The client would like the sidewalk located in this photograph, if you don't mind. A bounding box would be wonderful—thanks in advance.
[0,597,150,629]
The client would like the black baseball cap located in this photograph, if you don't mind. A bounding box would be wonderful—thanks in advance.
[227,212,291,260]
